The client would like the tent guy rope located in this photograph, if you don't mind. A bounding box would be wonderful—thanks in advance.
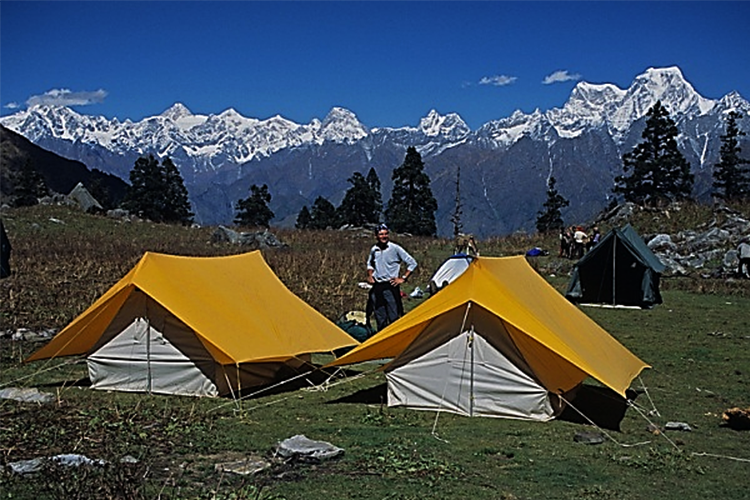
[559,393,653,448]
[430,302,473,442]
[0,356,82,391]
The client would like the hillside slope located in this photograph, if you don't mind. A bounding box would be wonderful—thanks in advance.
[0,125,128,208]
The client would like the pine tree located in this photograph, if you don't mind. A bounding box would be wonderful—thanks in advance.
[337,171,381,226]
[121,155,194,224]
[12,159,49,207]
[122,155,166,222]
[385,147,438,236]
[296,205,312,229]
[450,165,463,238]
[87,174,112,210]
[535,176,569,233]
[234,184,274,228]
[613,101,693,207]
[713,111,750,201]
[161,158,194,225]
[366,167,383,221]
[309,196,337,229]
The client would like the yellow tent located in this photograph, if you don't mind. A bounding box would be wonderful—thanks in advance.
[330,256,649,420]
[27,251,357,397]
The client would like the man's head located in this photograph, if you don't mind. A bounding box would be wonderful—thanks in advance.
[376,224,390,246]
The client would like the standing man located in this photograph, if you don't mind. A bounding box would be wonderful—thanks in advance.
[367,224,418,331]
[738,238,750,278]
[573,226,589,259]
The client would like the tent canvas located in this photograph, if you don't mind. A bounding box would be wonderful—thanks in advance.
[566,224,666,308]
[27,251,357,397]
[427,253,474,294]
[330,256,649,421]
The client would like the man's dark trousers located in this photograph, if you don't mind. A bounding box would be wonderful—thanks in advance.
[368,281,403,331]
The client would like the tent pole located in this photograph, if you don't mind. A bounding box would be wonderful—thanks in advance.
[469,325,475,418]
[146,317,152,395]
[459,302,472,332]
[612,238,617,306]
[236,363,241,398]
[459,303,473,417]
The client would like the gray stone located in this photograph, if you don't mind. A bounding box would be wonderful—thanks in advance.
[573,430,606,445]
[8,454,106,475]
[655,254,688,276]
[67,182,103,213]
[664,421,692,431]
[673,253,705,269]
[275,434,344,462]
[0,387,55,404]
[215,457,271,476]
[648,234,676,252]
[212,225,241,244]
[10,328,55,342]
[600,202,638,225]
[106,208,132,220]
[212,226,286,248]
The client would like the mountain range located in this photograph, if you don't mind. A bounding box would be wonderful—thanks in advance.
[0,125,128,208]
[2,66,748,237]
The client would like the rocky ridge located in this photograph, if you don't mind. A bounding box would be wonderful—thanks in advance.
[601,203,750,279]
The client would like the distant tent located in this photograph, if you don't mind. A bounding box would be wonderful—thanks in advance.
[27,251,357,397]
[566,224,666,308]
[427,253,474,294]
[330,256,649,421]
[0,219,11,278]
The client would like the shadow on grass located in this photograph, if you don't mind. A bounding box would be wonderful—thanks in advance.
[34,372,633,432]
[326,382,635,432]
[32,365,360,400]
[326,382,387,405]
[558,385,639,431]
[235,365,365,399]
[37,377,91,388]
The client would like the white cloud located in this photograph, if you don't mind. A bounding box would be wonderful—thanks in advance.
[479,75,517,87]
[4,102,21,110]
[26,88,108,107]
[542,70,581,85]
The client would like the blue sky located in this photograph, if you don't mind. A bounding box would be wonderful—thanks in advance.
[2,1,749,130]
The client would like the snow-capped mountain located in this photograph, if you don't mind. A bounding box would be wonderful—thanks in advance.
[2,66,748,237]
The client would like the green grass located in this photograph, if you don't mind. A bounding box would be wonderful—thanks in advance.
[1,204,749,499]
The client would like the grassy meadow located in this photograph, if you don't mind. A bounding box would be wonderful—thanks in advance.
[0,204,749,500]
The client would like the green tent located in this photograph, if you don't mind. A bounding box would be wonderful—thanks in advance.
[566,224,666,308]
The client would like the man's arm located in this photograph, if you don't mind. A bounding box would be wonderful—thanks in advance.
[394,245,417,284]
[366,246,377,283]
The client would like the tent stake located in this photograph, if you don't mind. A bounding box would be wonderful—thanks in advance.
[222,366,242,414]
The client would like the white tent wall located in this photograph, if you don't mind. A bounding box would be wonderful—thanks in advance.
[387,331,555,420]
[384,305,558,421]
[88,292,220,397]
[86,289,317,397]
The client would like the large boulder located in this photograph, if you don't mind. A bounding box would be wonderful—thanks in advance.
[211,225,286,248]
[66,182,103,213]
